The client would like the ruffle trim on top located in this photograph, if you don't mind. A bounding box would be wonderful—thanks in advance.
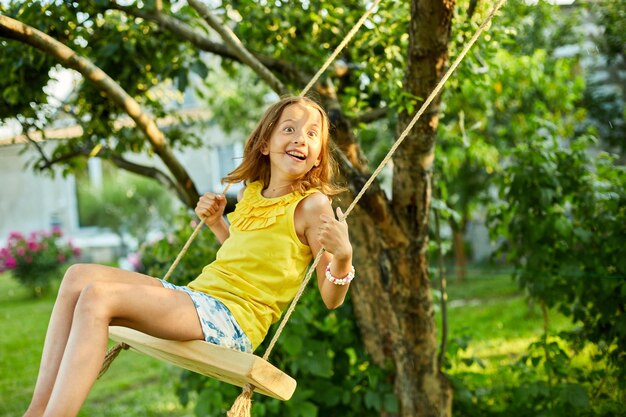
[227,181,316,231]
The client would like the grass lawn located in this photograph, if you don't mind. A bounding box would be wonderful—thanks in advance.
[439,269,573,369]
[435,268,624,414]
[0,273,194,417]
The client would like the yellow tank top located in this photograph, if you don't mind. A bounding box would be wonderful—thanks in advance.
[188,181,320,350]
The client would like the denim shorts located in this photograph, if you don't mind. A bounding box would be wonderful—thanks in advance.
[159,280,252,353]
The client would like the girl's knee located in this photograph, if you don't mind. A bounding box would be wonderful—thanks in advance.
[60,264,97,294]
[74,282,112,319]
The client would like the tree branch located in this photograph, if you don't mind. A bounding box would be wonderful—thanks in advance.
[106,2,308,85]
[467,0,479,20]
[350,107,389,125]
[108,4,234,58]
[18,120,53,167]
[107,154,189,203]
[187,0,290,96]
[0,14,199,208]
[36,142,189,203]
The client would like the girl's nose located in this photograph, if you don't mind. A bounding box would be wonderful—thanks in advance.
[292,132,304,144]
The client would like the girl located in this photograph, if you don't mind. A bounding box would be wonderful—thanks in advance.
[24,95,354,417]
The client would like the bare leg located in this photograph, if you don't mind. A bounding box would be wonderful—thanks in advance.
[24,264,200,417]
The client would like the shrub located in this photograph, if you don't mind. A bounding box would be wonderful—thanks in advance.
[0,227,80,297]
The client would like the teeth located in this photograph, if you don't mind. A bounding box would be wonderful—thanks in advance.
[287,151,306,160]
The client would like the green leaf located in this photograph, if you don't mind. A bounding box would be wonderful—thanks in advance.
[554,216,571,238]
[383,393,399,413]
[191,59,210,79]
[559,383,590,410]
[297,401,318,417]
[364,390,382,411]
[177,70,189,92]
[282,333,304,356]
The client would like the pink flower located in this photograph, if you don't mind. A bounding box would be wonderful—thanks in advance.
[9,231,24,241]
[2,228,79,277]
[127,252,142,271]
[4,256,16,269]
[51,226,62,237]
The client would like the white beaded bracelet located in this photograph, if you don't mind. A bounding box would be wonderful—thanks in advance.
[325,263,355,286]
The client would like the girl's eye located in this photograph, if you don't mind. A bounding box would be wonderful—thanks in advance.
[308,131,319,138]
[283,126,294,133]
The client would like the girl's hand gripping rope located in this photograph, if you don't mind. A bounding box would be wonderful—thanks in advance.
[195,192,227,227]
[318,207,352,262]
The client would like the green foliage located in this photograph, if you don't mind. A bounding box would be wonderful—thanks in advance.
[591,0,626,63]
[581,1,626,153]
[490,132,626,378]
[195,65,272,137]
[439,2,626,376]
[448,332,626,417]
[196,0,411,126]
[440,273,625,417]
[0,228,79,297]
[436,0,588,275]
[0,1,78,131]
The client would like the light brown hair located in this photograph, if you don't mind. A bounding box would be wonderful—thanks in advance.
[223,96,344,196]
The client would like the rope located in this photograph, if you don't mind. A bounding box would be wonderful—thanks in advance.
[299,0,382,97]
[343,0,506,219]
[162,183,232,282]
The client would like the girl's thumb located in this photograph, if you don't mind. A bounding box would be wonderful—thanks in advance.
[336,207,346,222]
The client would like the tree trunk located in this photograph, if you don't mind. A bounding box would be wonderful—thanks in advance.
[391,2,454,414]
[336,1,455,416]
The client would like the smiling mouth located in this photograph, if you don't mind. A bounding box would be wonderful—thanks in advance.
[287,151,306,161]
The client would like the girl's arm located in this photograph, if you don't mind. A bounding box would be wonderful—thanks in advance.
[299,193,354,309]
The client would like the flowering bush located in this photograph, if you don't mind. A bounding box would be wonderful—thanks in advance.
[0,227,80,297]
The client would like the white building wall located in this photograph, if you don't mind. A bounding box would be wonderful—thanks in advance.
[0,142,79,243]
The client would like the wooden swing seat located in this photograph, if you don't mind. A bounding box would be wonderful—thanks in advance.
[108,326,296,401]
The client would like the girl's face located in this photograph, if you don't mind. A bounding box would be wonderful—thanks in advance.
[262,102,324,183]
